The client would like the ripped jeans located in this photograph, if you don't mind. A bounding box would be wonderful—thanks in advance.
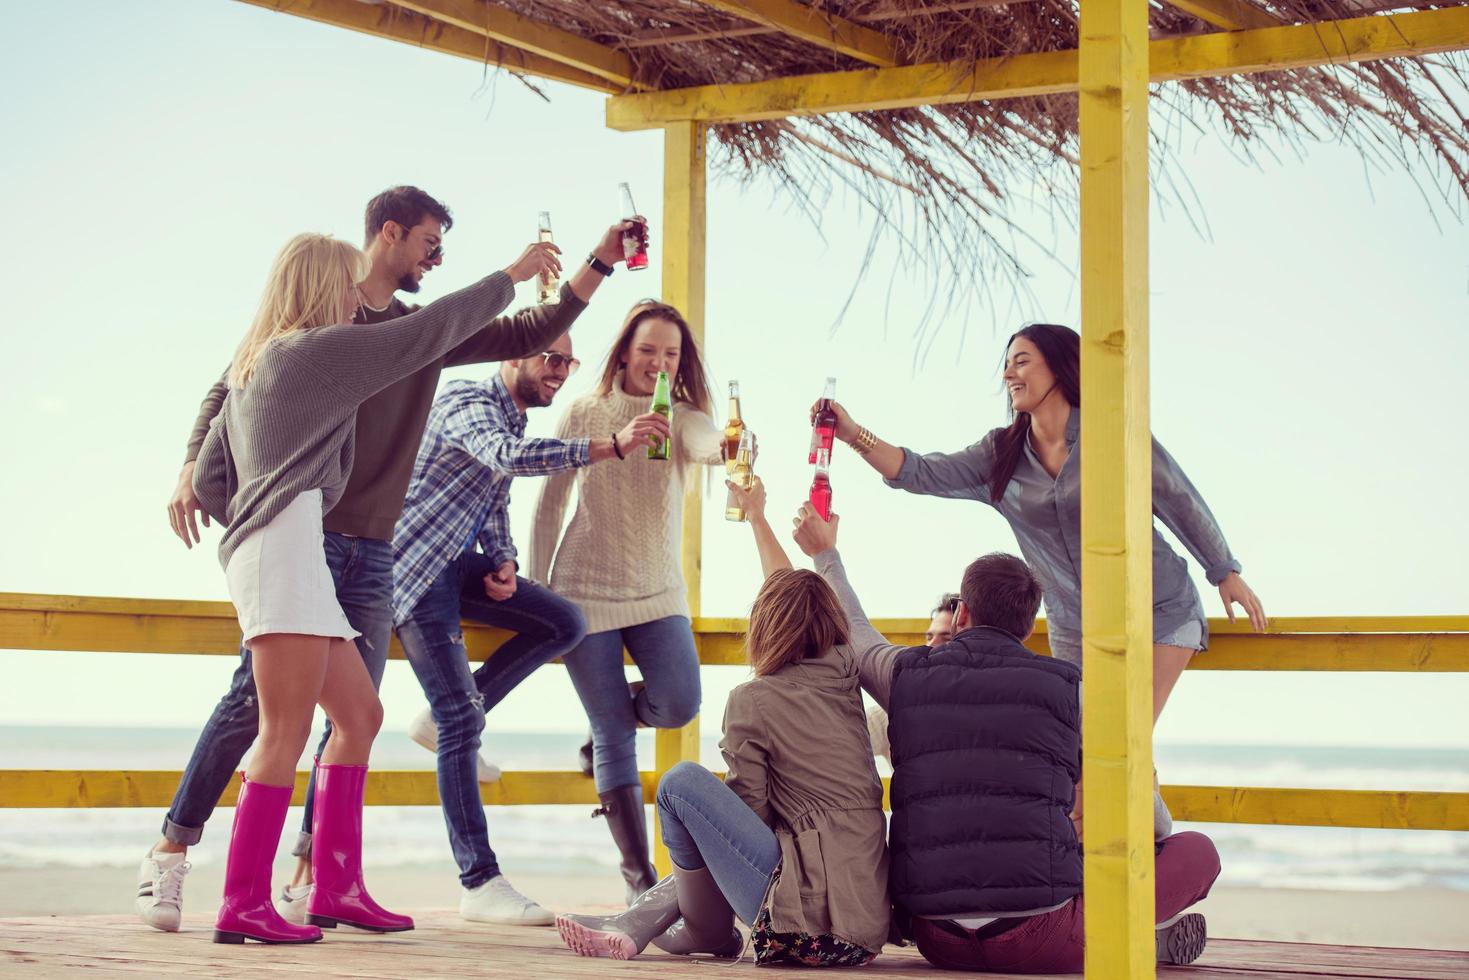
[396,551,587,889]
[161,533,393,852]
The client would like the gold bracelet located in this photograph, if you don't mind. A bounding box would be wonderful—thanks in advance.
[851,426,877,456]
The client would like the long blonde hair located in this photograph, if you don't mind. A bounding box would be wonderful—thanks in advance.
[229,233,370,387]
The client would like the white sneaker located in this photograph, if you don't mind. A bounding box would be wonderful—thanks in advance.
[276,883,313,924]
[407,707,502,783]
[461,874,555,926]
[135,849,190,932]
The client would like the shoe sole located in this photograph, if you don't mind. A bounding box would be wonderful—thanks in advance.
[308,914,415,933]
[556,916,638,959]
[462,910,555,927]
[1157,912,1207,965]
[135,901,180,933]
[212,929,322,944]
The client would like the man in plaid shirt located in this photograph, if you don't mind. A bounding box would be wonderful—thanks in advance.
[392,328,669,927]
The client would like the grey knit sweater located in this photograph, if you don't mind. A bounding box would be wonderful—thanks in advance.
[193,271,516,568]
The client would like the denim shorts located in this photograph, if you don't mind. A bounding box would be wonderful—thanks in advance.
[1155,619,1205,652]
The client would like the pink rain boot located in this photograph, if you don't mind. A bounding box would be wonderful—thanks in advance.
[307,763,414,932]
[213,776,323,944]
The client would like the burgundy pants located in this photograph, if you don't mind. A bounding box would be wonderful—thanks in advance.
[911,831,1222,974]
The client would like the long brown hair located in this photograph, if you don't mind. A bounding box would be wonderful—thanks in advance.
[746,569,850,676]
[988,323,1080,503]
[594,300,713,415]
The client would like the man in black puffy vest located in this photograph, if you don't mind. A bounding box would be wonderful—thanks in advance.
[793,505,1220,973]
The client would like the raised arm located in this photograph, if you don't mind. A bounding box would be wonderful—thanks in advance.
[1152,436,1267,630]
[675,406,725,466]
[726,475,793,579]
[791,508,906,711]
[439,391,593,478]
[820,400,997,503]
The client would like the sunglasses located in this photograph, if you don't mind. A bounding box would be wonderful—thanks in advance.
[394,221,443,261]
[539,351,580,375]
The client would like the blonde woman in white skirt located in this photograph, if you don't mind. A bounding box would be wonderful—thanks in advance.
[192,232,560,945]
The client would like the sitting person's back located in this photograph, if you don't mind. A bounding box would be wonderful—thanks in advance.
[888,620,1081,919]
[724,638,890,955]
[795,512,1220,975]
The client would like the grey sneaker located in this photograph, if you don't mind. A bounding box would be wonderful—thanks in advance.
[1157,912,1207,965]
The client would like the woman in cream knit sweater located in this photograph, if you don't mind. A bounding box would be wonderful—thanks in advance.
[529,301,726,902]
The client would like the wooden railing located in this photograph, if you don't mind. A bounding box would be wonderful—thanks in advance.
[3,592,1467,835]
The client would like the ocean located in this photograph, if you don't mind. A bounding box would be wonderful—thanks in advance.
[2,727,1466,893]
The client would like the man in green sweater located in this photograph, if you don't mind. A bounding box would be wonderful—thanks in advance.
[139,185,633,932]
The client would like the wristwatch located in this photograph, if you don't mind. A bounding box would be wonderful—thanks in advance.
[587,253,615,276]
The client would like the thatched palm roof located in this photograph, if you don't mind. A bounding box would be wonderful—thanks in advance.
[245,1,1469,321]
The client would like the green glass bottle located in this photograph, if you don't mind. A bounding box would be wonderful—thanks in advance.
[648,369,672,460]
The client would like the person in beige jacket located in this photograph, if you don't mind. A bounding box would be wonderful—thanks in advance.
[554,476,891,965]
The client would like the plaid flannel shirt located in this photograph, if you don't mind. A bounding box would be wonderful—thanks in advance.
[391,374,591,624]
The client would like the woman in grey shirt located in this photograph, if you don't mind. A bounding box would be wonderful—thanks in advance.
[822,323,1267,724]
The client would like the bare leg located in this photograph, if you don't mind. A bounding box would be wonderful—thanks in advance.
[1153,643,1195,724]
[285,639,382,889]
[248,633,331,786]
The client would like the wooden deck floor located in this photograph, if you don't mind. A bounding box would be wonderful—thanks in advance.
[3,909,1466,978]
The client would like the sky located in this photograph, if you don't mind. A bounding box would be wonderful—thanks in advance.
[1,1,1466,749]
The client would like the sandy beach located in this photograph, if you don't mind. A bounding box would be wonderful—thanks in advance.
[5,864,1465,952]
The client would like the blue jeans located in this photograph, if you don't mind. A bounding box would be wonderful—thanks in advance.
[657,761,780,925]
[161,533,393,851]
[562,616,701,794]
[396,551,587,889]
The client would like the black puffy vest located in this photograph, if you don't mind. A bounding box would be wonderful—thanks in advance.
[888,626,1082,916]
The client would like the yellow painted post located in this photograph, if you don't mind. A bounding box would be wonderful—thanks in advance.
[652,119,708,875]
[1079,0,1155,973]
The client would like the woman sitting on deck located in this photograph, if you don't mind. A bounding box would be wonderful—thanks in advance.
[554,476,891,966]
[191,232,558,945]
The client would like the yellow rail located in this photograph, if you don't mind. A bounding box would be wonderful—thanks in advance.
[5,593,1467,670]
[4,771,1465,833]
[3,592,1467,834]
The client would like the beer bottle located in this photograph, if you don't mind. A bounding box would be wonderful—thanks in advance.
[808,377,837,463]
[725,429,756,522]
[619,183,650,271]
[537,211,559,305]
[810,447,833,522]
[723,380,745,474]
[648,369,672,460]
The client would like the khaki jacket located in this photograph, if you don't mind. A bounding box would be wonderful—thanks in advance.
[720,646,891,952]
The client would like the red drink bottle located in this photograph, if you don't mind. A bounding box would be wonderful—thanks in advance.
[619,182,649,271]
[810,447,833,522]
[808,377,837,464]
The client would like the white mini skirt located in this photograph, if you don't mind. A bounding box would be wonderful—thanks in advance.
[224,489,359,644]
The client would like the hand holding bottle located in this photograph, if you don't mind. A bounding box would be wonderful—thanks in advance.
[809,398,859,444]
[594,218,646,269]
[614,412,671,459]
[726,474,767,522]
[503,241,563,284]
[792,502,839,556]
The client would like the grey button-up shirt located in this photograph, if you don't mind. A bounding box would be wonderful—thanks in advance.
[886,406,1240,665]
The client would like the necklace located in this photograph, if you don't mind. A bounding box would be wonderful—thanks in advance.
[359,293,392,314]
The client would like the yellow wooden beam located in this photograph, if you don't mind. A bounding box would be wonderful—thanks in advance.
[7,770,1467,832]
[1164,0,1280,31]
[232,0,617,93]
[6,595,1467,670]
[391,0,640,89]
[1165,785,1469,832]
[651,119,710,876]
[605,6,1469,127]
[698,0,900,67]
[1079,0,1155,971]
